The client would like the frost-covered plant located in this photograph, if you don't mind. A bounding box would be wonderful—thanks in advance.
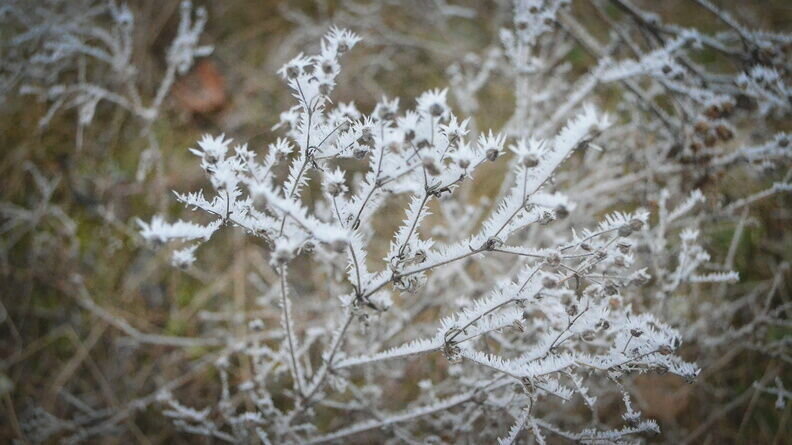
[1,0,210,174]
[273,0,480,81]
[5,0,781,442]
[135,25,752,443]
[437,3,792,421]
[0,163,77,270]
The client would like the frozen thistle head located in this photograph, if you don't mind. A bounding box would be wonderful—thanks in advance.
[326,26,361,54]
[479,131,506,162]
[417,88,449,118]
[510,137,545,168]
[190,134,232,166]
[323,168,347,197]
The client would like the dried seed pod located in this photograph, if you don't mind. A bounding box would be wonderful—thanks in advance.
[204,152,219,165]
[318,82,332,95]
[484,236,503,250]
[545,251,562,268]
[422,157,441,176]
[694,120,709,134]
[704,132,717,147]
[331,238,348,253]
[542,276,558,289]
[554,205,569,219]
[327,181,344,197]
[357,129,375,147]
[704,104,720,119]
[716,124,734,141]
[286,64,300,79]
[689,141,702,152]
[538,211,555,225]
[353,146,369,160]
[442,342,462,363]
[522,153,540,168]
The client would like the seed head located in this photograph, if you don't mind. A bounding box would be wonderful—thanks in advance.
[554,205,569,219]
[286,64,300,79]
[327,181,344,197]
[319,82,332,95]
[522,153,540,168]
[429,103,444,117]
[618,225,633,237]
[545,251,562,268]
[422,157,441,176]
[542,276,558,289]
[331,238,348,253]
[353,146,369,160]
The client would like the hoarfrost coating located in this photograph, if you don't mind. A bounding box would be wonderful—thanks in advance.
[6,0,788,442]
[138,21,764,442]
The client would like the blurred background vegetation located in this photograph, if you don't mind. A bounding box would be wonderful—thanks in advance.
[1,0,790,443]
